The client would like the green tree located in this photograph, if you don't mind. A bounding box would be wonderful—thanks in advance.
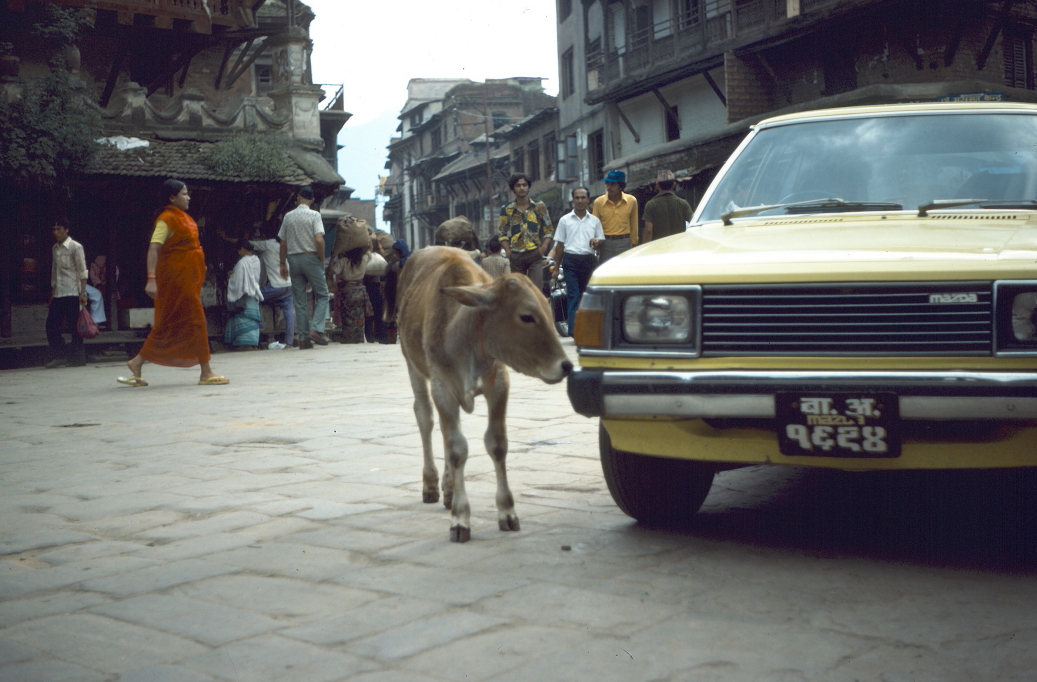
[201,131,293,182]
[0,71,100,188]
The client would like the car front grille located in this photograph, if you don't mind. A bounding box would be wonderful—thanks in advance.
[700,282,993,355]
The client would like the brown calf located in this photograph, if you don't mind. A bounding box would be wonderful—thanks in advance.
[397,246,572,542]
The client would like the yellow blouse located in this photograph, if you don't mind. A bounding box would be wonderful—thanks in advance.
[150,219,170,245]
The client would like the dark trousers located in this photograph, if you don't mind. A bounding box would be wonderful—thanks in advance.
[260,283,295,343]
[46,296,86,365]
[562,254,596,336]
[364,275,386,342]
[509,248,544,292]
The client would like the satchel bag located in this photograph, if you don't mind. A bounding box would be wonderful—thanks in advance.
[77,305,99,339]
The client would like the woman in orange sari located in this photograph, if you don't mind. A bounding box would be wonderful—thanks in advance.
[118,180,228,386]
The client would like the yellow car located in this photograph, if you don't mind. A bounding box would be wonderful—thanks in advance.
[568,102,1037,525]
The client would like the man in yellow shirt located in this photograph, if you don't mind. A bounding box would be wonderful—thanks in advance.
[592,170,638,265]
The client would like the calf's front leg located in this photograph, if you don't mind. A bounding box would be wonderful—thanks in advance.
[432,380,470,542]
[406,362,439,504]
[483,366,518,531]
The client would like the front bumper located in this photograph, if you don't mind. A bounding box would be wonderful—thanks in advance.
[568,369,1037,420]
[569,369,1037,470]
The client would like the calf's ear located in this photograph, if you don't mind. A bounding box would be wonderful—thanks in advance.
[440,285,496,308]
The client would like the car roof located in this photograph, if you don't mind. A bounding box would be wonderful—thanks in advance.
[755,101,1037,129]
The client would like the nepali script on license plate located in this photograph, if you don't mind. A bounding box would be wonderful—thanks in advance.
[775,393,900,458]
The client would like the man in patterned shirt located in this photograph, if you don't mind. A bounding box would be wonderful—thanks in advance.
[497,173,553,291]
[46,217,89,368]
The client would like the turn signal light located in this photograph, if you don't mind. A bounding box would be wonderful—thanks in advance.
[573,292,606,348]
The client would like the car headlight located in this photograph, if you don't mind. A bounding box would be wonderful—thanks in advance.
[623,294,692,343]
[995,281,1037,355]
[1012,292,1037,341]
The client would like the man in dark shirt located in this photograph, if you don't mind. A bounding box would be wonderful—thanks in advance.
[643,169,693,242]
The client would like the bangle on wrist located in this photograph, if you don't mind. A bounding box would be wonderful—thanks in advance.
[147,274,156,279]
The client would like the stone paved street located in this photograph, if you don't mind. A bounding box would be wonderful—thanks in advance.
[2,341,1037,681]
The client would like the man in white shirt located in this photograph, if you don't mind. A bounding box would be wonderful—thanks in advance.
[278,186,329,349]
[550,187,604,336]
[46,218,89,368]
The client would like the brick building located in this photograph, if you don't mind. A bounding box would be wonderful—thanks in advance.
[556,0,1037,239]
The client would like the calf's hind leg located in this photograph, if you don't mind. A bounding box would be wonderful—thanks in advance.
[483,367,518,531]
[406,362,439,504]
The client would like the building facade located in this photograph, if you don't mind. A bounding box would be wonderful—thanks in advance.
[0,0,349,342]
[556,0,1037,239]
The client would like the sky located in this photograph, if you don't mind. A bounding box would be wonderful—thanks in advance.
[304,0,560,217]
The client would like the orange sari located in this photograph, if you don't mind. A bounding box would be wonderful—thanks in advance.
[139,205,211,367]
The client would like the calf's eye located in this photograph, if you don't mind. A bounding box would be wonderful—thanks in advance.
[520,314,535,324]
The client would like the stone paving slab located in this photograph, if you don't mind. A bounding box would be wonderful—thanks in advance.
[90,594,284,646]
[179,633,377,682]
[3,341,1037,681]
[1,613,208,673]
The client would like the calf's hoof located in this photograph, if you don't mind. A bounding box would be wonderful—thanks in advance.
[498,515,521,532]
[422,490,440,504]
[450,525,471,543]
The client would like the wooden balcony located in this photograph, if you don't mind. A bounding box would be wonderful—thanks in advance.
[5,0,255,32]
[586,0,787,96]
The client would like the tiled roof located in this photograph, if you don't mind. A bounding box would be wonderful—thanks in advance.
[88,138,316,185]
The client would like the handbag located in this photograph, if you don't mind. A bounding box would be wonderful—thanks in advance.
[77,305,99,339]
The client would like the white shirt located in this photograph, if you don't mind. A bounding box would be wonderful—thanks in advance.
[554,210,604,256]
[277,204,324,256]
[250,238,290,288]
[227,254,264,303]
[51,237,88,298]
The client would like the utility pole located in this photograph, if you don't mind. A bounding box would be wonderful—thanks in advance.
[482,84,494,242]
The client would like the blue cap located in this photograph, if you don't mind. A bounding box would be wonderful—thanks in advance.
[603,170,626,184]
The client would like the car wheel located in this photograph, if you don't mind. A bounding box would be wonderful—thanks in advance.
[599,422,715,526]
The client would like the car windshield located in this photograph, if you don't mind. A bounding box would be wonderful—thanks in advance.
[696,112,1037,224]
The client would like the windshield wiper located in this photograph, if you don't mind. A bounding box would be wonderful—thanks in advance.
[721,198,904,225]
[917,199,1037,217]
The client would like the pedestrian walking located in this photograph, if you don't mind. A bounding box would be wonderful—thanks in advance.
[592,169,638,265]
[550,187,604,336]
[118,179,228,386]
[642,169,693,242]
[331,244,372,344]
[45,216,88,368]
[278,186,330,349]
[497,173,553,291]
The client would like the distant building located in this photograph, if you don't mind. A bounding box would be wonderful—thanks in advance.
[383,78,557,250]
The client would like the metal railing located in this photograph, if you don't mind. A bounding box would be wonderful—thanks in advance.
[78,0,249,27]
[586,0,787,92]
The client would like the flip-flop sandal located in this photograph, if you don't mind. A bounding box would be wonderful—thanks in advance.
[198,376,230,385]
[117,376,148,387]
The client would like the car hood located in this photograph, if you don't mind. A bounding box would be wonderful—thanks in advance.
[592,212,1037,285]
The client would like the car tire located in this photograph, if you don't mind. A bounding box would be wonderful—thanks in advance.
[599,422,715,526]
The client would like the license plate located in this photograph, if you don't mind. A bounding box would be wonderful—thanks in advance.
[776,392,900,458]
